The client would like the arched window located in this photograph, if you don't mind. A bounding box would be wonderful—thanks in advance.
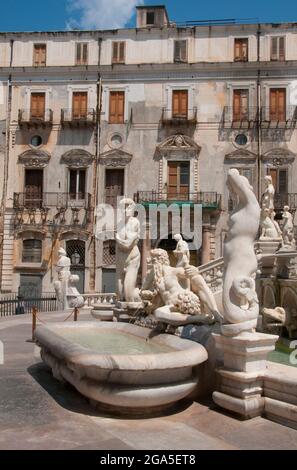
[22,239,42,263]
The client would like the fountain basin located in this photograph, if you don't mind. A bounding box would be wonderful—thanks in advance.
[35,322,208,414]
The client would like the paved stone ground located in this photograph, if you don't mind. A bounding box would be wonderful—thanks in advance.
[0,311,297,450]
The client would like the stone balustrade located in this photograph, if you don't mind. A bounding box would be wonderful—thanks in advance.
[82,293,117,308]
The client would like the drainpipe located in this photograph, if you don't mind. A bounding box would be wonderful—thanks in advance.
[257,25,262,200]
[0,40,13,291]
[90,38,102,292]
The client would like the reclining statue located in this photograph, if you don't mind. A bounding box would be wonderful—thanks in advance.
[141,248,222,327]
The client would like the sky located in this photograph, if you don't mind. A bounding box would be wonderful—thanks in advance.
[0,0,296,32]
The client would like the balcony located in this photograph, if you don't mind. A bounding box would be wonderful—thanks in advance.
[61,108,96,128]
[274,193,297,213]
[222,106,259,129]
[18,109,53,129]
[134,191,221,210]
[260,106,297,129]
[161,107,197,127]
[14,192,92,210]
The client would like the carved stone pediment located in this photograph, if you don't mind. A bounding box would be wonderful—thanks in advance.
[225,149,257,163]
[262,148,296,166]
[99,149,133,167]
[18,150,51,168]
[156,134,201,159]
[61,149,94,168]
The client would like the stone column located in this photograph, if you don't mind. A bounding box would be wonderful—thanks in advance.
[201,224,211,265]
[142,223,151,282]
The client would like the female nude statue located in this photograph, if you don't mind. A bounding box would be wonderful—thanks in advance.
[116,198,141,303]
[223,169,261,335]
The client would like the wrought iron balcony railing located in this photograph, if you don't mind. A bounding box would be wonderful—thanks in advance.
[222,106,297,129]
[134,191,221,209]
[260,106,297,126]
[161,107,198,126]
[61,108,96,127]
[222,106,259,128]
[274,193,297,212]
[18,109,53,127]
[13,192,92,210]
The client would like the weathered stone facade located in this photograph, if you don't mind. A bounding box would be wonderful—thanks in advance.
[0,5,297,294]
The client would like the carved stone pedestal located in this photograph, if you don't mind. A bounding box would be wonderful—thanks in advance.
[91,303,114,322]
[257,240,281,277]
[212,332,278,419]
[113,302,143,323]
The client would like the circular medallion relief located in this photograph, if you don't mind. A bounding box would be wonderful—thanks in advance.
[108,133,124,149]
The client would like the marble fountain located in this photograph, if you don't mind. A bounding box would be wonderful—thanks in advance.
[35,179,297,425]
[35,322,207,414]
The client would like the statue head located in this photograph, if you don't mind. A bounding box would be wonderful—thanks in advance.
[58,247,67,257]
[173,234,182,242]
[119,198,136,218]
[150,248,170,266]
[284,205,290,213]
[264,175,273,187]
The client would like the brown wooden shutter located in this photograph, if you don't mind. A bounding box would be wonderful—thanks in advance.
[279,37,285,61]
[109,91,125,123]
[174,40,187,62]
[233,90,241,120]
[233,90,248,120]
[271,37,278,60]
[82,43,88,64]
[112,42,125,63]
[34,45,46,66]
[172,90,188,117]
[234,39,241,60]
[76,43,81,64]
[270,88,286,121]
[72,92,88,118]
[119,42,125,62]
[30,93,45,119]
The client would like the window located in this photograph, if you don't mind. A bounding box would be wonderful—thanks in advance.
[22,239,42,263]
[105,169,124,206]
[234,38,248,62]
[72,92,88,119]
[69,169,86,199]
[30,93,45,119]
[146,11,155,25]
[172,90,188,118]
[30,135,43,147]
[174,40,187,63]
[25,169,43,208]
[103,240,116,266]
[271,36,285,61]
[168,161,190,200]
[76,43,88,65]
[270,88,286,121]
[33,44,46,67]
[233,89,249,121]
[112,41,125,64]
[235,134,248,146]
[267,168,288,194]
[109,91,125,124]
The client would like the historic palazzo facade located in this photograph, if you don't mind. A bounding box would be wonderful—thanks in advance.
[0,5,297,295]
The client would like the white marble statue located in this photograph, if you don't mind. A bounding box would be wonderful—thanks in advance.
[141,248,221,327]
[260,208,282,240]
[281,206,296,250]
[116,198,141,304]
[261,175,275,211]
[54,248,84,310]
[173,233,190,289]
[260,176,282,241]
[222,168,261,336]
